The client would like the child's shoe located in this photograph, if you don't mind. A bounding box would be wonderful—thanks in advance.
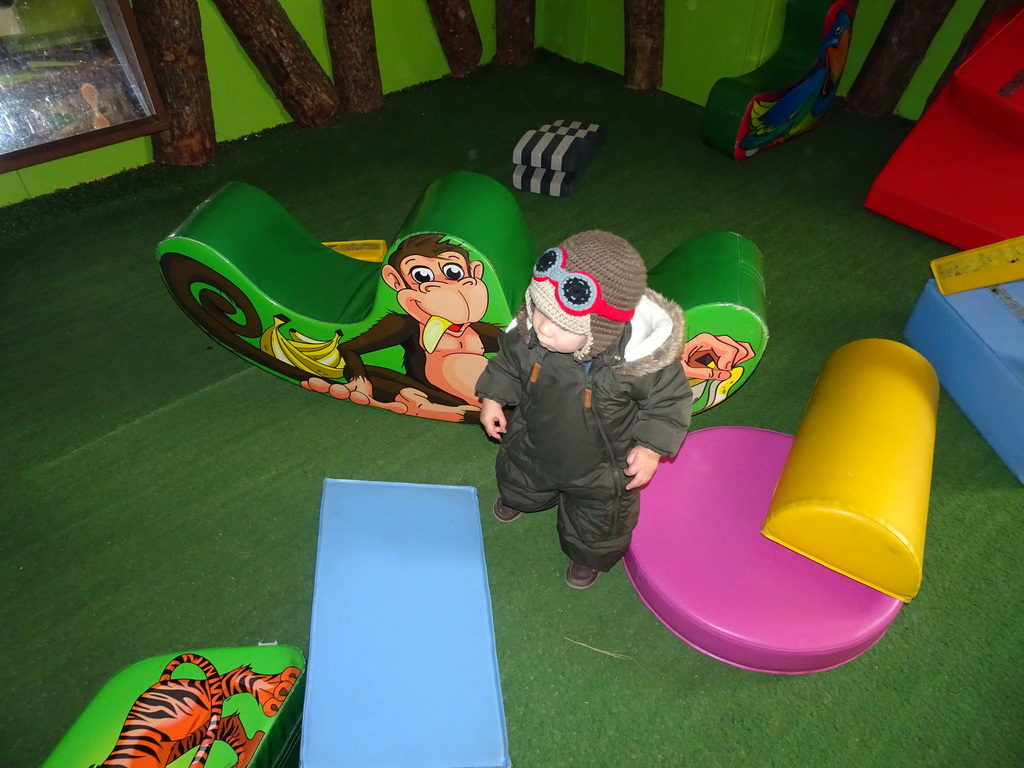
[492,498,522,523]
[565,561,600,589]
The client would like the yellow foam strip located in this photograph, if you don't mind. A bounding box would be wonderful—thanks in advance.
[930,235,1024,295]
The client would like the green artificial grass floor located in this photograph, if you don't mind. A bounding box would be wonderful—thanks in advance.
[2,52,1022,767]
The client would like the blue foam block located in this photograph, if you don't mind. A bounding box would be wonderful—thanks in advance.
[301,479,510,768]
[904,279,1024,483]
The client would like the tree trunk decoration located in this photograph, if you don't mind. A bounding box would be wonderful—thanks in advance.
[845,0,957,117]
[624,0,665,91]
[210,0,340,126]
[133,0,216,165]
[322,0,384,113]
[424,0,483,77]
[495,0,535,66]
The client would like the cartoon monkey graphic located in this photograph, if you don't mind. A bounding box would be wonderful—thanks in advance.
[303,234,503,423]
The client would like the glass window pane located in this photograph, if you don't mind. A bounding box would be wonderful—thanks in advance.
[0,0,166,168]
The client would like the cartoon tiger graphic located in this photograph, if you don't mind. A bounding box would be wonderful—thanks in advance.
[91,653,301,768]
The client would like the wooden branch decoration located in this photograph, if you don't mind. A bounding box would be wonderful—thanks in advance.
[495,0,535,66]
[845,0,957,117]
[322,0,384,113]
[625,0,665,91]
[425,0,483,77]
[133,0,216,165]
[210,0,340,126]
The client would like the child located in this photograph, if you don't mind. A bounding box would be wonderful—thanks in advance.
[476,230,692,589]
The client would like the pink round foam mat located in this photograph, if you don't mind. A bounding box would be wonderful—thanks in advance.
[624,426,902,674]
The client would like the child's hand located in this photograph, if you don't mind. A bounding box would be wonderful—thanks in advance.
[480,398,507,440]
[624,445,661,490]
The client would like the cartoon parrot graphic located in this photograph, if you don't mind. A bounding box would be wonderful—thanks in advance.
[738,3,854,156]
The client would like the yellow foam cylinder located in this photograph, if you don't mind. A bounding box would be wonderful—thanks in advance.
[762,339,939,601]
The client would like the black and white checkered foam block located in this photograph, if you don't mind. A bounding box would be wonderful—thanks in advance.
[511,120,604,197]
[512,165,578,197]
[512,120,605,173]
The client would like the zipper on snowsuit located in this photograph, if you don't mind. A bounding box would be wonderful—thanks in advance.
[585,363,625,498]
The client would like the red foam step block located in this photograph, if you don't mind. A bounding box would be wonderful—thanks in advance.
[948,7,1024,147]
[864,8,1024,250]
[864,86,1024,250]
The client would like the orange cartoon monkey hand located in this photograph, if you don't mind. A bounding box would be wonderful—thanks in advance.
[682,332,755,380]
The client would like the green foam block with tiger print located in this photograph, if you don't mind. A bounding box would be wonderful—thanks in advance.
[42,645,305,768]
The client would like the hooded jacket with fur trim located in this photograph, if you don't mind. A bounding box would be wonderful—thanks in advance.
[477,288,693,487]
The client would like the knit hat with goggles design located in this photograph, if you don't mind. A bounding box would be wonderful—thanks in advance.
[526,230,647,361]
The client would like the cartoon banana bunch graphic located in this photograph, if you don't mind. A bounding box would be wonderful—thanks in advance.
[260,316,346,379]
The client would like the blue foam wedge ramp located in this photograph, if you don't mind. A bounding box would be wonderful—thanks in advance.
[302,479,511,768]
[904,279,1024,483]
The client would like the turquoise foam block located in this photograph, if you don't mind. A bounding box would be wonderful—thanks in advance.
[301,479,510,768]
[904,279,1024,483]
